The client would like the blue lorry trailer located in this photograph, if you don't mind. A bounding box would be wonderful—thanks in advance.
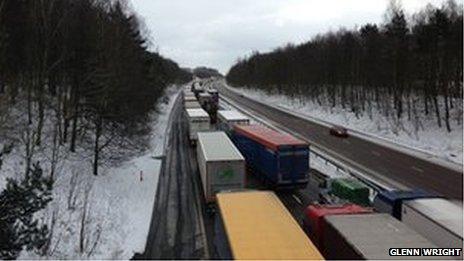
[373,189,434,219]
[231,124,309,189]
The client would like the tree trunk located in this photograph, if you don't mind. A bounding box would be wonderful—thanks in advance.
[0,78,4,94]
[49,76,57,96]
[433,96,442,128]
[93,116,102,176]
[57,86,63,145]
[70,103,79,152]
[424,92,429,116]
[27,82,32,125]
[341,84,346,109]
[396,93,403,120]
[407,92,411,121]
[443,85,451,132]
[36,80,44,146]
[63,95,69,143]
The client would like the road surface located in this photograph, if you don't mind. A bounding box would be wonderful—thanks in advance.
[134,92,323,259]
[136,85,461,260]
[218,85,463,200]
[135,95,209,259]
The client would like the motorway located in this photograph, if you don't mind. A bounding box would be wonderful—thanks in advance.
[218,85,463,200]
[135,95,209,259]
[135,92,323,259]
[135,84,461,259]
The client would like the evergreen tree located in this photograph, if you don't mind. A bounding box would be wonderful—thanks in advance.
[0,163,53,259]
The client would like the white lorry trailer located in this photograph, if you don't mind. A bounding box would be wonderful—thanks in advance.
[184,100,202,109]
[186,108,210,144]
[196,132,246,203]
[402,198,463,250]
[217,110,250,133]
[183,95,197,104]
[198,92,212,108]
[182,88,195,96]
[323,213,439,260]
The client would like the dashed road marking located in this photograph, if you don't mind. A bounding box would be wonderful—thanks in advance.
[292,194,302,205]
[371,150,381,157]
[411,166,424,173]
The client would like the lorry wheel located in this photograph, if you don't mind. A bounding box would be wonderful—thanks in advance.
[206,204,216,217]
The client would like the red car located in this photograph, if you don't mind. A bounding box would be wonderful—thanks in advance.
[329,125,348,137]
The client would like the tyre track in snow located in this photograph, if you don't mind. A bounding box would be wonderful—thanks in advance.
[135,94,208,259]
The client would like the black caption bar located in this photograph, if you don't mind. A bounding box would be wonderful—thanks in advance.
[390,248,462,256]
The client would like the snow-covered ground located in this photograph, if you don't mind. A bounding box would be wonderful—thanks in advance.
[310,152,347,179]
[1,85,180,259]
[228,86,463,166]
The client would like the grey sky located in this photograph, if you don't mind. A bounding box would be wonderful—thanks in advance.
[130,0,448,74]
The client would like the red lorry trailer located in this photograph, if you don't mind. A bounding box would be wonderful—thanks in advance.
[303,204,373,250]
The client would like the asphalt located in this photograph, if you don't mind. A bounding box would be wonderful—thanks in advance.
[136,84,462,260]
[218,86,463,200]
[134,95,209,260]
[134,92,324,260]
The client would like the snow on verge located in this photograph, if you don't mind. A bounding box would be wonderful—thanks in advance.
[230,86,463,166]
[17,85,181,259]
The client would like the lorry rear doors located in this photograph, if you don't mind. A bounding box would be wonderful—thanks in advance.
[278,146,309,186]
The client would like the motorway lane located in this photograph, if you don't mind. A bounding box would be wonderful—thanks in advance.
[135,90,346,260]
[136,94,314,260]
[218,86,463,200]
[135,95,209,259]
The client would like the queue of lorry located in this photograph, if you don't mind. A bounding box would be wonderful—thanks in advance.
[182,85,463,260]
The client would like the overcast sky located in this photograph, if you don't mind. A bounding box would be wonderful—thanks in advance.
[130,0,449,74]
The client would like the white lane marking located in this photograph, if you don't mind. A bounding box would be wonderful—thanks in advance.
[292,194,302,205]
[371,150,381,157]
[220,93,405,190]
[411,166,424,173]
[343,139,351,144]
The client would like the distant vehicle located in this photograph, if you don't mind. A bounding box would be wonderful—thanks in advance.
[183,94,197,104]
[198,92,219,123]
[198,92,212,108]
[329,125,348,137]
[192,83,205,96]
[184,100,202,109]
[207,89,219,105]
[215,191,323,260]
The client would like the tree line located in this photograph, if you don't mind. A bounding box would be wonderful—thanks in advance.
[0,0,191,176]
[227,1,462,132]
[193,67,223,79]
